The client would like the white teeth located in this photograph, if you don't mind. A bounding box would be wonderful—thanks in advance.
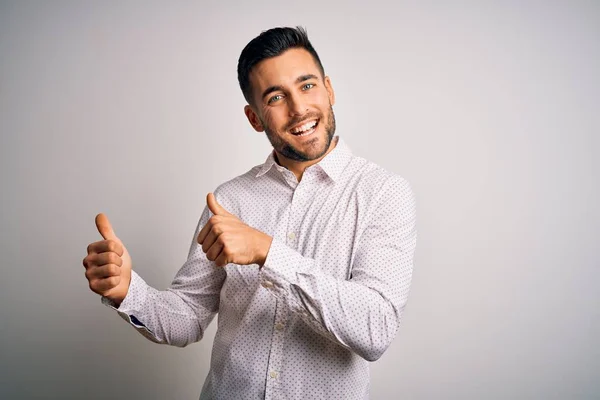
[291,120,317,134]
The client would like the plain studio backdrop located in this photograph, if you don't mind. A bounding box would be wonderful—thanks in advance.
[1,1,598,399]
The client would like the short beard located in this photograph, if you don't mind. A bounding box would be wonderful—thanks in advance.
[262,104,337,162]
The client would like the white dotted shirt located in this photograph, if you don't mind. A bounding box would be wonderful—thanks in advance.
[102,135,417,399]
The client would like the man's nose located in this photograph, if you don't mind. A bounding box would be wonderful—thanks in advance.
[288,92,307,117]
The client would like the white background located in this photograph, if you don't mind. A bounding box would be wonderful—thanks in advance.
[1,1,598,399]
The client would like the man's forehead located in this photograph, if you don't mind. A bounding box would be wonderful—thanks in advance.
[250,48,321,87]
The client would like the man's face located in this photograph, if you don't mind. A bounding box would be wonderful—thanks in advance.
[245,48,336,162]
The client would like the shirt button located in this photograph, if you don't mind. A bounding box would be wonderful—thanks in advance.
[270,371,278,379]
[262,281,273,289]
[288,232,296,240]
[275,323,285,331]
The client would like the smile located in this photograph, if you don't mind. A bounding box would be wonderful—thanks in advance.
[289,119,319,137]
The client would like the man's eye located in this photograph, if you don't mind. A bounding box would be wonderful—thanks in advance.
[268,94,283,104]
[302,83,315,90]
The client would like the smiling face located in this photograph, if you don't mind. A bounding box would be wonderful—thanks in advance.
[244,48,337,167]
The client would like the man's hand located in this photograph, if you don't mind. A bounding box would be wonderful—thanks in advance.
[198,193,273,267]
[83,214,132,306]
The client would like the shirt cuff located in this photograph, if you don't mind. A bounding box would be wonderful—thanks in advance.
[100,270,149,328]
[260,237,304,289]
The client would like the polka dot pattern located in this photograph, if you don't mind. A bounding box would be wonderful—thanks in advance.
[101,135,417,399]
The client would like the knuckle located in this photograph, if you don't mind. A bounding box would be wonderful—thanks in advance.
[108,276,121,287]
[87,244,93,254]
[109,264,120,276]
[106,240,116,253]
[107,253,121,265]
[86,254,97,267]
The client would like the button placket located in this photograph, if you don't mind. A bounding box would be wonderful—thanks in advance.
[264,301,288,398]
[287,188,302,249]
[263,190,292,400]
[288,180,312,250]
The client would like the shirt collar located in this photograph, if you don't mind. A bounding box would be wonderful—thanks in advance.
[255,135,352,182]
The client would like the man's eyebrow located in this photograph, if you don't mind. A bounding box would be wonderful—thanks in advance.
[261,74,320,100]
[262,85,284,100]
[296,74,318,83]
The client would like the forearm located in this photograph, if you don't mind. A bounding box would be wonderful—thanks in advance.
[260,238,414,362]
[102,270,212,347]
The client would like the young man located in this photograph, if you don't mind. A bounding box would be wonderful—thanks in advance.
[83,27,417,399]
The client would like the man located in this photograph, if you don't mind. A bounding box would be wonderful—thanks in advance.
[83,26,417,399]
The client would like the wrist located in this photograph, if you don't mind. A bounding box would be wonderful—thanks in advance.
[257,233,273,267]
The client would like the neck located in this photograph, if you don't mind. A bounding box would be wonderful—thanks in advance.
[275,136,339,182]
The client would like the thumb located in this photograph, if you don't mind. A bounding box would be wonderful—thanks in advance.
[95,213,120,242]
[207,193,232,217]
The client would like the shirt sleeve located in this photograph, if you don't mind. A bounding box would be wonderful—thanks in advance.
[100,205,226,347]
[259,176,417,362]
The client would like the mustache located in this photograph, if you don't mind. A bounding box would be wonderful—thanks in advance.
[284,112,321,131]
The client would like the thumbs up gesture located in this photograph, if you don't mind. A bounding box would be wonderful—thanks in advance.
[197,193,273,267]
[83,213,132,306]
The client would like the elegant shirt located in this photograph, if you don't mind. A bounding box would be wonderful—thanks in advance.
[101,135,417,400]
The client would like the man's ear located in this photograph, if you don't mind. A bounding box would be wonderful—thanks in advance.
[244,105,264,132]
[324,76,336,106]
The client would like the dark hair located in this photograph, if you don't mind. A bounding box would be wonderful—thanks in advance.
[237,26,325,105]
